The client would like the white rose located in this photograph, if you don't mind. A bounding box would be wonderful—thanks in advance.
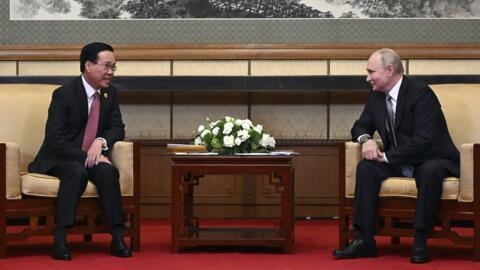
[225,116,233,122]
[241,122,251,130]
[260,134,276,148]
[194,137,203,145]
[267,135,276,148]
[254,124,263,133]
[223,135,235,147]
[237,129,250,142]
[212,127,220,135]
[209,120,219,128]
[201,129,211,139]
[197,125,205,133]
[223,122,234,135]
[235,137,242,146]
[260,134,269,147]
[235,119,244,126]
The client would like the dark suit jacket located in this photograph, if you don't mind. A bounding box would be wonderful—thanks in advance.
[29,76,125,173]
[351,76,459,169]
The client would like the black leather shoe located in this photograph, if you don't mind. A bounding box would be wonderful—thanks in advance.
[52,241,71,261]
[333,238,377,259]
[410,243,429,264]
[110,238,132,257]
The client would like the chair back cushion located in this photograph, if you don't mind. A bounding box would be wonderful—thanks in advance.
[0,84,58,171]
[430,84,480,149]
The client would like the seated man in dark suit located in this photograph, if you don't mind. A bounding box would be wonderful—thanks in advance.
[333,48,459,263]
[29,42,132,260]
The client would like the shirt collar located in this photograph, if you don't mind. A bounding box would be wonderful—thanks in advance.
[81,75,100,98]
[386,76,402,101]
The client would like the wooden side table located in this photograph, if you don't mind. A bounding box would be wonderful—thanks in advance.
[171,155,294,253]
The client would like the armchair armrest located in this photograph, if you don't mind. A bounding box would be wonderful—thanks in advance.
[345,142,361,198]
[344,140,383,198]
[459,143,474,202]
[1,142,21,199]
[110,141,134,196]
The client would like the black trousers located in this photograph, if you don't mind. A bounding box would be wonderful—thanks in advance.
[49,161,124,229]
[353,158,459,232]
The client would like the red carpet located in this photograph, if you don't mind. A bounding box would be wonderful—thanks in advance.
[0,219,478,270]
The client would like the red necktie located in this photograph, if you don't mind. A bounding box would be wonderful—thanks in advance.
[82,92,100,151]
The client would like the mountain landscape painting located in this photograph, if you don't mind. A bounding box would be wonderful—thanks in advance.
[10,0,480,20]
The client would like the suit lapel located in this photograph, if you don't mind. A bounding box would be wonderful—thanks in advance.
[394,76,408,130]
[75,77,89,125]
[377,94,389,143]
[98,88,109,133]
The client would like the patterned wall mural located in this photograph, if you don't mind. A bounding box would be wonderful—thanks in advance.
[10,0,480,20]
[3,1,480,45]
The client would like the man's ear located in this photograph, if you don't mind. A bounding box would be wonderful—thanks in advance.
[85,61,93,72]
[386,64,394,77]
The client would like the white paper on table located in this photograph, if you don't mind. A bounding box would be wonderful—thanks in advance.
[233,153,269,156]
[269,151,299,156]
[232,151,299,156]
[174,152,219,155]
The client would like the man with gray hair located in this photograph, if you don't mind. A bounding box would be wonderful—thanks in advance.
[333,48,459,263]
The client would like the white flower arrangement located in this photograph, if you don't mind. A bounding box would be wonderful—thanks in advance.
[194,116,276,154]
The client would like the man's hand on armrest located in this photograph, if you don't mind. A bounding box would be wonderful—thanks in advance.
[361,139,381,161]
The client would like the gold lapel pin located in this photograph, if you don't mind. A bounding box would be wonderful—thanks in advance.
[104,92,108,99]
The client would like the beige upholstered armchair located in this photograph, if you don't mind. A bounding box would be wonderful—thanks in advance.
[338,84,480,260]
[0,84,140,257]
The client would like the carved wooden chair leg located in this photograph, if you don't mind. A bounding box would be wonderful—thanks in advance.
[474,219,480,261]
[124,212,140,251]
[131,216,141,252]
[130,235,140,252]
[0,220,6,258]
[390,218,400,244]
[339,214,349,247]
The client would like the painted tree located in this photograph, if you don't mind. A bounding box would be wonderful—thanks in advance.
[15,0,71,18]
[75,0,124,19]
[43,0,71,13]
[207,0,333,18]
[121,0,174,18]
[348,0,477,17]
[339,11,359,18]
[122,0,221,18]
[121,0,333,18]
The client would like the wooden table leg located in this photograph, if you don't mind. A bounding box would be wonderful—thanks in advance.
[281,168,294,253]
[171,168,181,252]
[183,180,194,234]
